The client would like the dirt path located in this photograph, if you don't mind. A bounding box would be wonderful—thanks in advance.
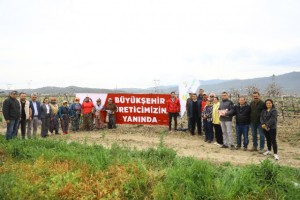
[1,125,300,168]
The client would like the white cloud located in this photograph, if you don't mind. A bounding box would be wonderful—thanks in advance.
[0,0,300,90]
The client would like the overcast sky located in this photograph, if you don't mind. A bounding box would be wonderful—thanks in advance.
[1,0,300,90]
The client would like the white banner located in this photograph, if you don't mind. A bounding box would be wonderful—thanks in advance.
[75,93,108,105]
[179,79,200,118]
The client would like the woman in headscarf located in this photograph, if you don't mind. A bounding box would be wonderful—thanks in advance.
[40,97,51,138]
[69,97,82,132]
[59,100,70,134]
[94,98,105,130]
[104,98,118,129]
[81,96,94,131]
[49,97,60,134]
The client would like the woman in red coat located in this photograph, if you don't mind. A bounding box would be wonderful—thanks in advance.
[81,96,94,131]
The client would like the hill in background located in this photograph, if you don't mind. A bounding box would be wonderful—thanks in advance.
[1,71,299,95]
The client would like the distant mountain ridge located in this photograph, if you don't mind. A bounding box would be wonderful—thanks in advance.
[1,71,299,95]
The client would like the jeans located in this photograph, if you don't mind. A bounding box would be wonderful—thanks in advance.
[204,119,213,141]
[6,119,19,140]
[250,123,265,150]
[236,124,249,148]
[220,121,234,146]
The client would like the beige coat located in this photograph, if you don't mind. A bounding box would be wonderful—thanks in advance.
[19,100,31,120]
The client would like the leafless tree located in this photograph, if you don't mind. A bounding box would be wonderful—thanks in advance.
[265,74,282,97]
[245,85,260,96]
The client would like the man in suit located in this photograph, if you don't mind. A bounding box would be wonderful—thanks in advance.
[28,93,42,138]
[187,93,202,135]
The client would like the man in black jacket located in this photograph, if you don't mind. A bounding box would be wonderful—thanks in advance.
[233,96,251,150]
[3,91,21,140]
[219,91,235,149]
[187,93,202,135]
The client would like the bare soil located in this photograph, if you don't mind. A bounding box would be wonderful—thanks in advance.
[1,124,300,168]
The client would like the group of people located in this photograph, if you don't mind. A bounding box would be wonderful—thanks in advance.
[2,91,118,139]
[166,89,279,160]
[2,89,279,160]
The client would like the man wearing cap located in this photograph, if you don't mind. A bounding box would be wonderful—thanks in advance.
[3,91,21,140]
[104,98,118,129]
[28,93,42,138]
[69,97,82,132]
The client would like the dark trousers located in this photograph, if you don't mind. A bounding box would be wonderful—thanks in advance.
[264,128,278,154]
[108,114,116,129]
[190,116,201,135]
[168,113,178,130]
[41,115,50,137]
[213,123,223,145]
[188,117,191,131]
[204,119,214,141]
[18,119,27,139]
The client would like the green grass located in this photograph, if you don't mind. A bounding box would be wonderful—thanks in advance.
[0,135,299,199]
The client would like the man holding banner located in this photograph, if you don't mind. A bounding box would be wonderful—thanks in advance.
[166,91,181,131]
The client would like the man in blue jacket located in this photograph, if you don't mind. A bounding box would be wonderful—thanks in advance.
[2,91,20,140]
[28,93,42,138]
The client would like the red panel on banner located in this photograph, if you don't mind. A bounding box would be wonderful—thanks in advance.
[103,94,170,126]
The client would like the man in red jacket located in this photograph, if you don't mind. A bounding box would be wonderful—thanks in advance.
[166,91,181,131]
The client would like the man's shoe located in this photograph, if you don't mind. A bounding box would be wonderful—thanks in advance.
[263,151,270,156]
[235,146,241,150]
[258,149,265,154]
[230,145,235,150]
[243,147,247,151]
[221,145,228,148]
[249,147,258,152]
[274,154,279,160]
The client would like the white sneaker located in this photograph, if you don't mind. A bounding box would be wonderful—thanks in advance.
[263,151,270,156]
[274,154,279,160]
